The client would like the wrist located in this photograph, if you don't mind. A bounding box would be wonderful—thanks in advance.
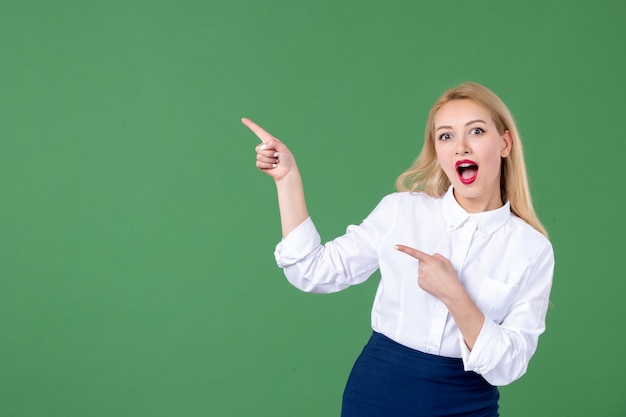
[441,282,469,308]
[275,168,302,187]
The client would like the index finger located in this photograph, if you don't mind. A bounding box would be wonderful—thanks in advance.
[241,117,276,144]
[394,244,431,261]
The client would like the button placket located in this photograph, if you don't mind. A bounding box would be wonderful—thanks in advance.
[450,221,476,272]
[425,300,448,354]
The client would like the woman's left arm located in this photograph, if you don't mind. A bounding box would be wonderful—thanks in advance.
[395,242,554,386]
[393,245,486,350]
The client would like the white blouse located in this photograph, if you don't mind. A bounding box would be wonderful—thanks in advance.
[274,187,554,386]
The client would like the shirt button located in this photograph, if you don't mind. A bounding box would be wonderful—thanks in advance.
[449,224,454,230]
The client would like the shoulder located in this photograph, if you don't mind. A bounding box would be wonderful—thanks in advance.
[506,215,554,259]
[371,191,444,219]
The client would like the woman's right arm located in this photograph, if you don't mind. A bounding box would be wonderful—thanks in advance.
[242,118,309,238]
[243,117,386,293]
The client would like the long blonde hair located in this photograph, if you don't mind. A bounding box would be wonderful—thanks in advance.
[396,82,548,237]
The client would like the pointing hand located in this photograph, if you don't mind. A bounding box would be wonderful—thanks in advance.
[394,245,463,303]
[242,118,297,182]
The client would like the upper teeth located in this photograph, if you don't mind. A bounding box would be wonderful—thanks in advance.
[459,163,474,168]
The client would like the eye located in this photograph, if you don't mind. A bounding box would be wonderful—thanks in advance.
[469,127,485,135]
[438,133,452,141]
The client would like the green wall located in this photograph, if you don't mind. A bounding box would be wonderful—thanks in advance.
[2,1,624,415]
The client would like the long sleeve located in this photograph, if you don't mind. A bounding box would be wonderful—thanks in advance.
[459,239,554,386]
[274,195,396,294]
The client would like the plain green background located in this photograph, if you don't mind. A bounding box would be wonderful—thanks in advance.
[1,0,624,416]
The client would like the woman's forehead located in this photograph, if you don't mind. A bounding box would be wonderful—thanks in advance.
[434,99,494,126]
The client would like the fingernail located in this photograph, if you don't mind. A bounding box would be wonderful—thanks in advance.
[393,245,399,250]
[273,152,279,157]
[260,144,267,150]
[272,163,277,168]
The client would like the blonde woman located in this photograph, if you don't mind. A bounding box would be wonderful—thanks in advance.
[243,82,554,417]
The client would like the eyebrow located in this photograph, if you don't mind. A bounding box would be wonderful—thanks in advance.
[435,119,487,132]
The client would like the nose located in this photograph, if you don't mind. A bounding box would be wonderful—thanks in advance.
[455,136,470,155]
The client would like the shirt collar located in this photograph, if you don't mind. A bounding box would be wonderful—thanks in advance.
[442,186,511,236]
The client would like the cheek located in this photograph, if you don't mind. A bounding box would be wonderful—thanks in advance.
[435,155,452,174]
[482,153,504,177]
[482,147,502,168]
[434,147,452,169]
[476,142,504,167]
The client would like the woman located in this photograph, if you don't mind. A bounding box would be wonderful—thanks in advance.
[243,82,554,417]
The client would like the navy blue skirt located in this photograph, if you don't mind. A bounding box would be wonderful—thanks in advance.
[342,332,499,417]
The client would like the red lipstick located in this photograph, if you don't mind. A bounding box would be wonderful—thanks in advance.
[455,159,478,185]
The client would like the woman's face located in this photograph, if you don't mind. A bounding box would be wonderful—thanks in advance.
[433,99,511,213]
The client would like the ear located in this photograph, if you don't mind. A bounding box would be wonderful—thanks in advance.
[501,130,512,158]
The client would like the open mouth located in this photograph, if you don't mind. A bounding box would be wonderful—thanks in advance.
[455,159,478,184]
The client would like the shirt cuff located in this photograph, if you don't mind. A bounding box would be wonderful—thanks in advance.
[460,316,501,375]
[274,217,321,268]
